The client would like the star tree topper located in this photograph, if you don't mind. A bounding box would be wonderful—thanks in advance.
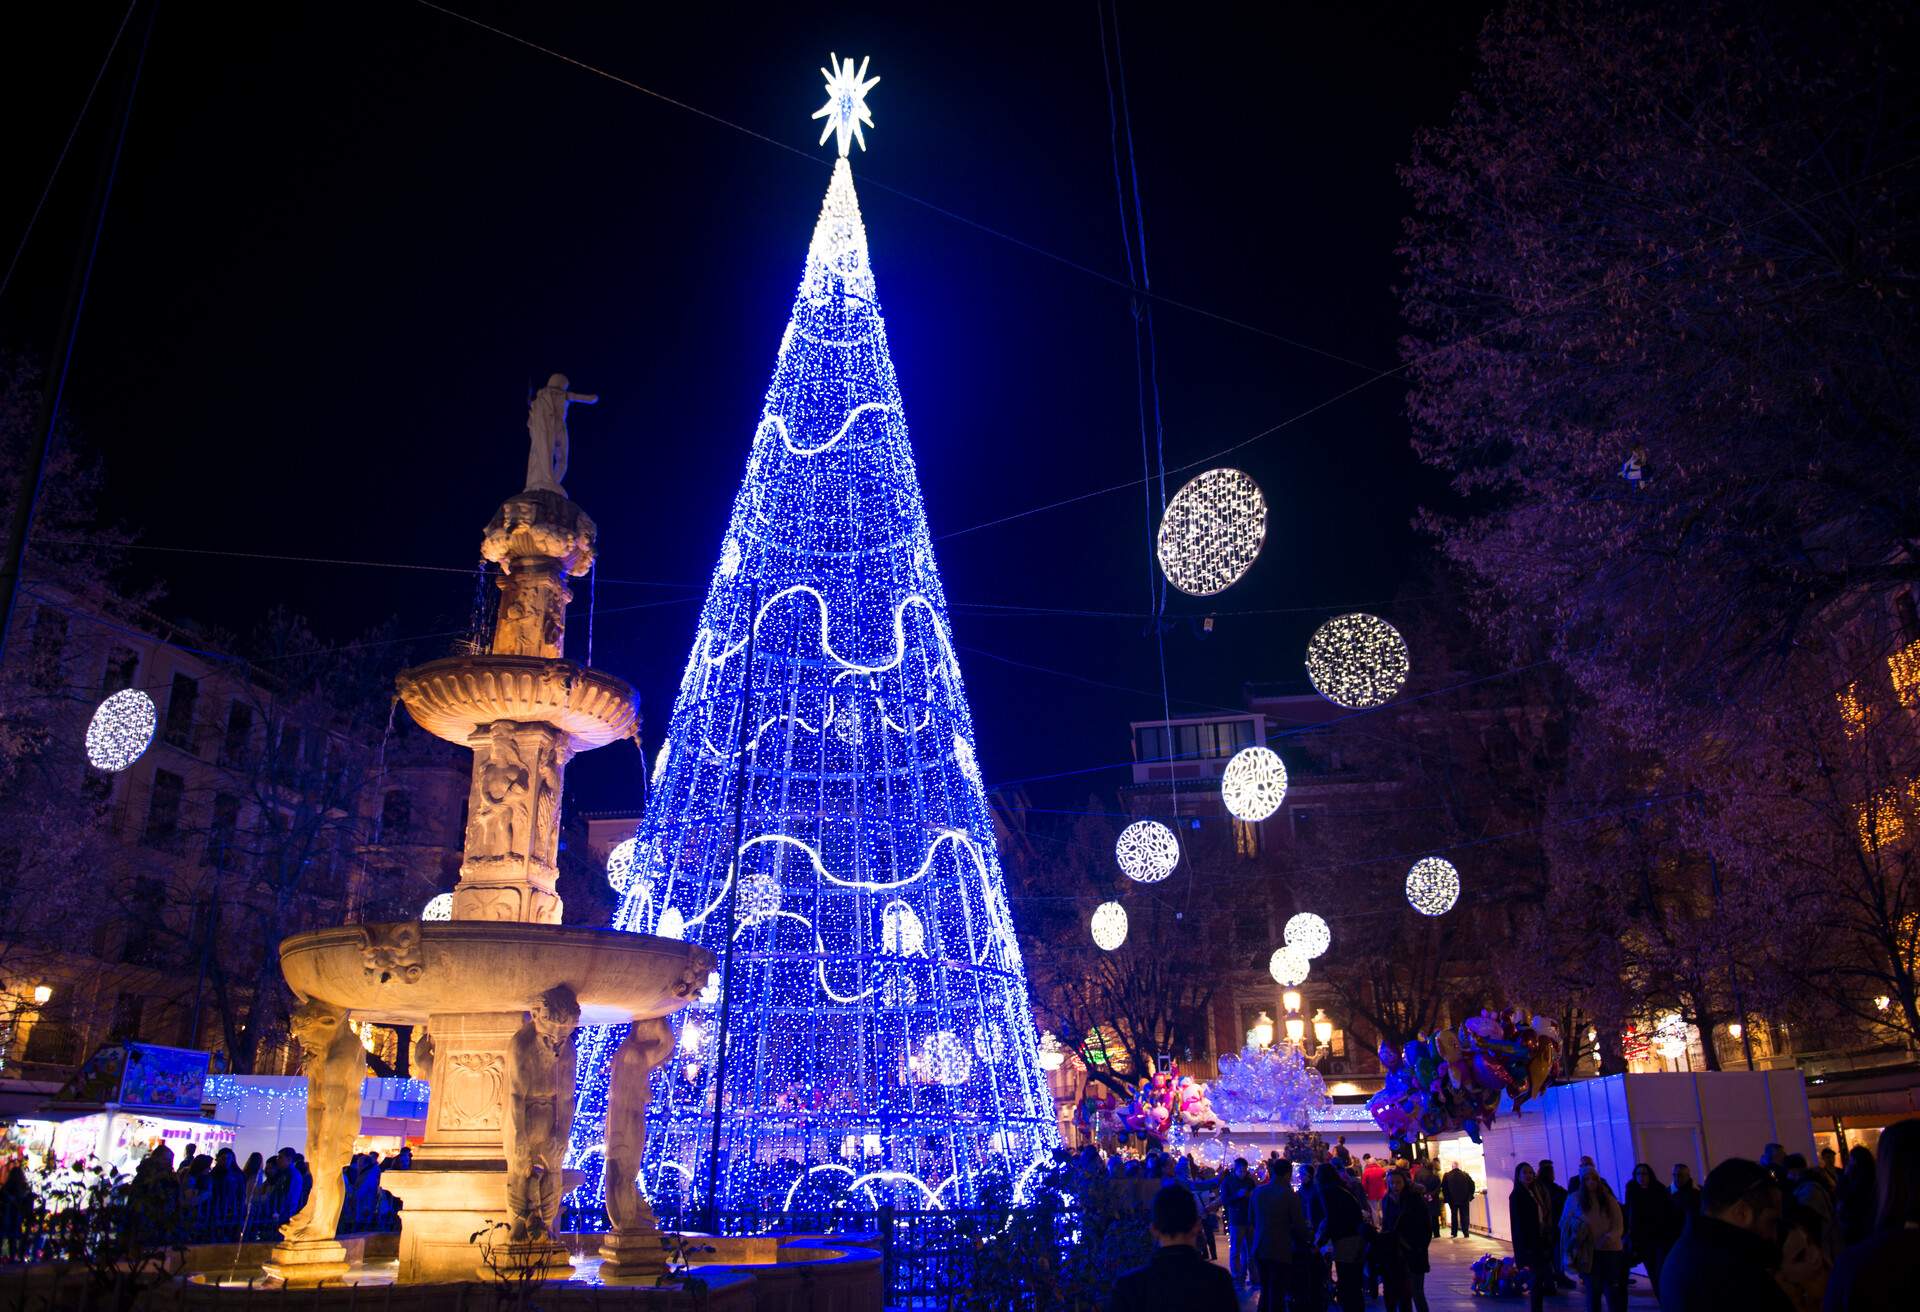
[812,53,879,157]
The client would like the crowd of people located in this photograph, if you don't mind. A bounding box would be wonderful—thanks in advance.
[0,1140,411,1259]
[1103,1119,1918,1312]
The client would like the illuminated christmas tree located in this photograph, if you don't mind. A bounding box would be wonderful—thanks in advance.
[568,56,1058,1219]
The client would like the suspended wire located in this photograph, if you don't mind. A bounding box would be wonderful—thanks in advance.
[0,1,139,303]
[405,0,1379,374]
[32,538,689,587]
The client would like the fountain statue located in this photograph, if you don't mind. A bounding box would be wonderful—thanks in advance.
[269,382,715,1284]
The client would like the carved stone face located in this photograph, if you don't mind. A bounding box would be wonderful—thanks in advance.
[289,1001,344,1053]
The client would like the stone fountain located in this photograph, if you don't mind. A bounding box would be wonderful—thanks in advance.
[266,378,716,1285]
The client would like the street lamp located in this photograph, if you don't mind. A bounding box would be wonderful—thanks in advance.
[31,985,51,1005]
[1037,1031,1066,1072]
[1312,1009,1334,1047]
[1249,1012,1275,1049]
[1281,988,1303,1015]
[1727,1021,1744,1041]
[1284,1013,1306,1046]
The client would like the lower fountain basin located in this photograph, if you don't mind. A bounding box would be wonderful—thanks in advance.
[280,921,715,1026]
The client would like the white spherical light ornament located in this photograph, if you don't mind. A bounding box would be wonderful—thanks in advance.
[1156,467,1267,596]
[1090,901,1128,951]
[1305,613,1410,710]
[1116,820,1180,883]
[1651,1012,1689,1061]
[1221,746,1288,822]
[739,871,782,919]
[606,837,641,895]
[1283,912,1331,960]
[1405,857,1460,916]
[421,893,453,922]
[85,688,157,773]
[922,1030,972,1086]
[880,900,925,956]
[1268,945,1311,987]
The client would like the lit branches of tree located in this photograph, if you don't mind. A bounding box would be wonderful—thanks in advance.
[1398,0,1920,746]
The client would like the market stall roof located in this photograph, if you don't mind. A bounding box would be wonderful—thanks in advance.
[0,1081,63,1121]
[16,1103,236,1128]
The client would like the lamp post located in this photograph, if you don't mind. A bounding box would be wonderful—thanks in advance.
[1282,990,1305,1049]
[1312,1010,1334,1048]
[1249,1011,1275,1049]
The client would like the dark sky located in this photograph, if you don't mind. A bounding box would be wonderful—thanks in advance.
[2,2,1487,814]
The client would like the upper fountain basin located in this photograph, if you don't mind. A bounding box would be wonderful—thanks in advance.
[396,654,638,750]
[280,921,715,1027]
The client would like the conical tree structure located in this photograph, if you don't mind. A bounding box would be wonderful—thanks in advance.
[570,156,1058,1218]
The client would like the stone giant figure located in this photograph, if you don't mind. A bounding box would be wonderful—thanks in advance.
[505,985,580,1242]
[281,999,366,1244]
[525,373,597,496]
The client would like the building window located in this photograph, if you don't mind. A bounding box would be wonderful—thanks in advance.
[1137,726,1167,764]
[29,607,67,688]
[100,646,139,695]
[143,770,184,849]
[1291,807,1320,844]
[222,702,253,767]
[163,673,199,750]
[206,792,240,867]
[382,789,412,841]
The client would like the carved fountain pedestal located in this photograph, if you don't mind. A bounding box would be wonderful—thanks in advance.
[271,482,713,1285]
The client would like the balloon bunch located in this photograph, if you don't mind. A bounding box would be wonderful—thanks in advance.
[1120,1066,1220,1139]
[1471,1253,1535,1297]
[1208,1044,1332,1129]
[1367,1009,1561,1147]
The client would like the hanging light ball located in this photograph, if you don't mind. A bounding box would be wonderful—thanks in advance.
[739,871,782,919]
[1405,857,1461,916]
[421,893,453,922]
[1269,945,1311,987]
[606,837,641,895]
[85,688,157,773]
[1091,901,1128,951]
[1305,613,1410,710]
[1221,746,1289,822]
[1283,912,1331,960]
[1156,467,1267,596]
[1651,1012,1689,1061]
[881,900,925,956]
[1116,820,1180,883]
[922,1030,973,1086]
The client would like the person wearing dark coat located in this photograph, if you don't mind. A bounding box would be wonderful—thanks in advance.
[1670,1163,1702,1223]
[1442,1162,1477,1237]
[1509,1162,1552,1312]
[1315,1161,1371,1312]
[1378,1169,1433,1312]
[1626,1162,1680,1299]
[1537,1159,1573,1290]
[1250,1163,1312,1312]
[1833,1145,1877,1251]
[1825,1117,1920,1312]
[1658,1158,1793,1312]
[1108,1183,1239,1312]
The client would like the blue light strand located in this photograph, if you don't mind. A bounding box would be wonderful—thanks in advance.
[566,157,1059,1220]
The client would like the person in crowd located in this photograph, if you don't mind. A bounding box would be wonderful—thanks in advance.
[1510,1163,1552,1312]
[1833,1145,1876,1250]
[1442,1161,1476,1237]
[1222,1157,1256,1288]
[1659,1157,1792,1311]
[1818,1148,1842,1192]
[1108,1183,1238,1312]
[1777,1196,1832,1312]
[1762,1144,1788,1180]
[1561,1166,1628,1312]
[1362,1155,1388,1224]
[1315,1160,1371,1312]
[1413,1157,1442,1239]
[1333,1136,1351,1167]
[0,1159,32,1260]
[1824,1117,1920,1311]
[1626,1162,1680,1298]
[1537,1159,1573,1290]
[1785,1154,1837,1256]
[1671,1163,1702,1222]
[1379,1167,1433,1312]
[1251,1159,1310,1312]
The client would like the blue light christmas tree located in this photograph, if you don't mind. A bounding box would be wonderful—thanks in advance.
[568,58,1058,1219]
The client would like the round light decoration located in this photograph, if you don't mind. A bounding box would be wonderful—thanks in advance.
[953,734,981,787]
[84,688,157,773]
[421,893,453,922]
[1405,857,1461,916]
[1221,746,1289,822]
[1305,612,1411,710]
[973,1022,1004,1062]
[1651,1012,1689,1061]
[656,906,686,941]
[880,900,925,956]
[739,872,782,920]
[1156,467,1267,596]
[1116,820,1180,884]
[1283,912,1331,960]
[922,1030,972,1086]
[1090,901,1128,951]
[1268,945,1311,987]
[605,837,641,895]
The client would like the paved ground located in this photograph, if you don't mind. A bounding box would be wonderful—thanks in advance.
[1226,1233,1661,1310]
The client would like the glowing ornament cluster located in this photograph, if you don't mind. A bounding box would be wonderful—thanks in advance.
[85,688,157,773]
[1283,912,1331,960]
[1156,468,1267,596]
[421,893,453,922]
[1207,1043,1332,1128]
[1651,1012,1689,1061]
[566,61,1057,1222]
[1221,746,1288,822]
[1405,857,1461,916]
[1116,820,1180,883]
[1268,945,1311,987]
[1091,901,1128,951]
[1305,612,1411,709]
[605,836,641,895]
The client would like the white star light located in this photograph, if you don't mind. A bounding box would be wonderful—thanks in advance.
[812,53,880,158]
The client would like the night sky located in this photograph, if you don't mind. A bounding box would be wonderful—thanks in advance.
[2,3,1486,814]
